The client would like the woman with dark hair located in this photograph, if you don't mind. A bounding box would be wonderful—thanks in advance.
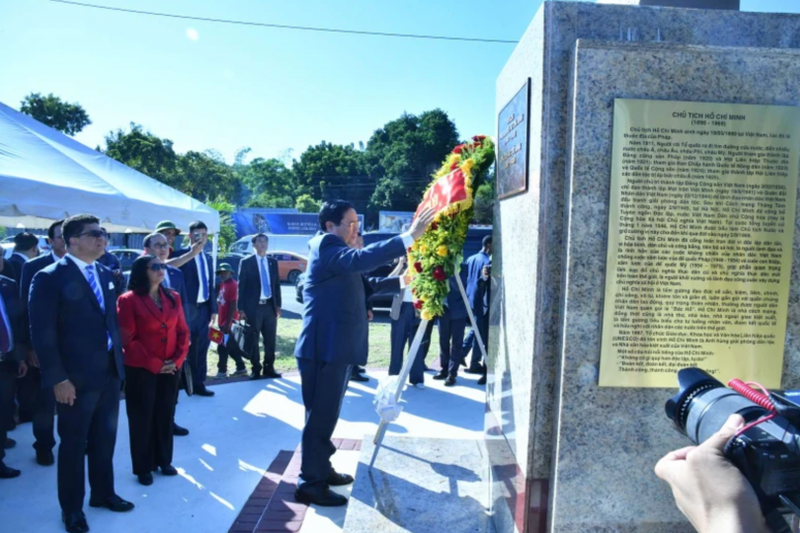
[117,254,189,486]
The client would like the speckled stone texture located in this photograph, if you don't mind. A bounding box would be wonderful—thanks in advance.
[492,2,800,533]
[342,437,490,533]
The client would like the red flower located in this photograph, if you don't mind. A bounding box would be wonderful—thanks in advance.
[432,266,446,281]
[431,222,438,230]
[472,135,487,142]
[414,261,423,273]
[452,144,465,154]
[413,300,424,310]
[450,161,459,171]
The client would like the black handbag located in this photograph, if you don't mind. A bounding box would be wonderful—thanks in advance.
[230,320,257,360]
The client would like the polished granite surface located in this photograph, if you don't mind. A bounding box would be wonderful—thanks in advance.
[343,437,490,533]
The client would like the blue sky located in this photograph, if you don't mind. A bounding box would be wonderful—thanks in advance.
[0,0,795,164]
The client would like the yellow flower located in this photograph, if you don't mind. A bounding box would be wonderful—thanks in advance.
[462,158,476,173]
[421,309,433,321]
[411,241,419,252]
[420,244,428,254]
[447,153,460,166]
[437,245,448,257]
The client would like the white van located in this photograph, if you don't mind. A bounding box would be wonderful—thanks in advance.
[230,234,313,258]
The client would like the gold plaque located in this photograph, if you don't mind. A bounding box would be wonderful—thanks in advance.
[599,99,800,388]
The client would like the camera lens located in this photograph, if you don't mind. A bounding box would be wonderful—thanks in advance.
[666,368,767,445]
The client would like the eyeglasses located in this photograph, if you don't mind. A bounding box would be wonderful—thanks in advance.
[77,229,107,239]
[339,220,360,229]
[149,264,167,272]
[149,243,169,250]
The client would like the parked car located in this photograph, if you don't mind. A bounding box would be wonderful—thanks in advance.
[109,249,141,272]
[267,251,307,284]
[1,235,50,257]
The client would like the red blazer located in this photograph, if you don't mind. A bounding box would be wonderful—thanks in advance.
[117,288,190,375]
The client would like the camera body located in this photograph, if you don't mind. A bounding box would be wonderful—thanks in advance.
[666,368,800,521]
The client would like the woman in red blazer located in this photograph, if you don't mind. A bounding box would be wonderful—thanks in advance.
[118,254,189,486]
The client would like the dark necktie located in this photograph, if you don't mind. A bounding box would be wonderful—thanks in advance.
[0,297,11,354]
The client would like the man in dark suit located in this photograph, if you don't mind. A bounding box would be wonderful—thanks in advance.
[293,200,434,507]
[173,220,217,397]
[434,271,469,387]
[462,236,492,373]
[19,219,67,466]
[7,232,39,284]
[29,214,134,533]
[0,271,28,478]
[96,228,124,298]
[8,232,38,426]
[144,232,191,436]
[237,233,282,380]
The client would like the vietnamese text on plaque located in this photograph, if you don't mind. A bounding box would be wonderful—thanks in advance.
[599,99,800,388]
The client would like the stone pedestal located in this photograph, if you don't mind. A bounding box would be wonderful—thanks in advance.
[489,2,800,532]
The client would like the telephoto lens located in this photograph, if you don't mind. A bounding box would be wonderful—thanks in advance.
[665,367,768,445]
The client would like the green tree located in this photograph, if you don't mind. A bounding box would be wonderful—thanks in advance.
[205,197,237,253]
[175,151,238,202]
[293,141,369,200]
[365,109,459,215]
[104,123,180,188]
[237,157,297,207]
[295,194,321,213]
[20,92,91,135]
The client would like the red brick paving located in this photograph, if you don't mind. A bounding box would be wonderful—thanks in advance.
[227,439,363,533]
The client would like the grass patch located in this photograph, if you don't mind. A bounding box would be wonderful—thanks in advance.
[207,318,439,376]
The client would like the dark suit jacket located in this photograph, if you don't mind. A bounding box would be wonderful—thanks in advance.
[117,289,190,375]
[237,254,281,320]
[6,253,26,284]
[295,233,404,365]
[29,257,124,390]
[174,251,218,321]
[20,253,57,345]
[464,250,491,314]
[0,275,26,364]
[97,251,124,297]
[164,265,190,322]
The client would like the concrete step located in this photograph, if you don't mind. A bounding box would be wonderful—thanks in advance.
[343,436,491,533]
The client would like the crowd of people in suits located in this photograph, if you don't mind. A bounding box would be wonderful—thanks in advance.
[0,215,284,533]
[0,200,491,526]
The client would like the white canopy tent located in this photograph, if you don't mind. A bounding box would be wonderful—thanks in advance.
[0,101,219,234]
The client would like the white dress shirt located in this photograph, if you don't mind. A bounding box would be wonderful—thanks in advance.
[194,254,208,303]
[0,290,14,354]
[66,254,105,310]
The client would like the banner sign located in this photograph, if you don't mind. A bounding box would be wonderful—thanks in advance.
[413,169,469,220]
[232,210,364,237]
[378,211,415,232]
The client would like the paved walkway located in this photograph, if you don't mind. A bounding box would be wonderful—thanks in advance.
[0,369,485,533]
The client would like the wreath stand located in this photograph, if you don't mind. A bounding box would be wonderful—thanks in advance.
[368,263,489,469]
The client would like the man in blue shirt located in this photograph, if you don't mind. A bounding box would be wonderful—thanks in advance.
[462,236,492,373]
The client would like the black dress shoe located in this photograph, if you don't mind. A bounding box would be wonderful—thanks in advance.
[349,373,369,382]
[327,469,354,486]
[4,438,16,449]
[172,423,189,437]
[432,371,448,380]
[477,374,487,385]
[36,449,55,466]
[62,511,89,533]
[356,366,366,374]
[294,485,347,507]
[194,386,215,397]
[444,375,457,387]
[89,494,135,512]
[0,462,21,479]
[465,365,483,374]
[263,369,282,379]
[249,371,263,380]
[138,473,153,486]
[160,465,178,476]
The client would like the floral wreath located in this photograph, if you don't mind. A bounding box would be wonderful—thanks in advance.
[407,135,495,320]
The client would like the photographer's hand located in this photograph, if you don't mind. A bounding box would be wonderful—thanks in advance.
[655,415,768,533]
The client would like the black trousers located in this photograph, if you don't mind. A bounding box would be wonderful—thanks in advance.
[56,365,120,513]
[28,366,56,452]
[438,309,466,376]
[297,358,350,489]
[217,337,246,373]
[0,361,16,463]
[125,366,179,475]
[389,302,428,385]
[14,368,36,422]
[252,303,277,373]
[187,302,212,387]
[469,310,489,368]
